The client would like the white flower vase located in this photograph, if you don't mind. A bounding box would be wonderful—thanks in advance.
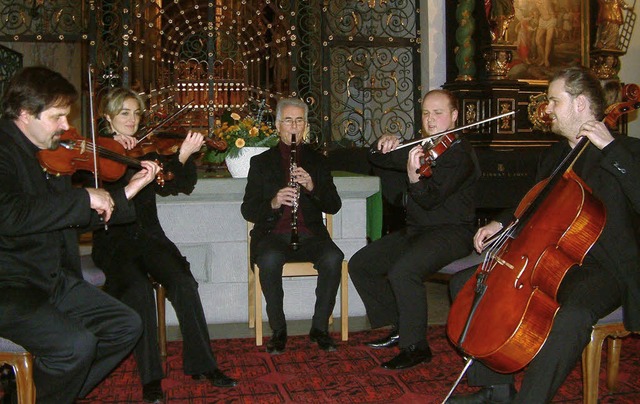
[225,146,270,178]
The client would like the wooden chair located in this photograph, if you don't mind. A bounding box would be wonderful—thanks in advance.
[581,306,638,404]
[80,254,168,361]
[0,337,35,404]
[247,214,349,346]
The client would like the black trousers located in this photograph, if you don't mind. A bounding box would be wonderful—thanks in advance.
[253,233,344,332]
[0,272,141,404]
[349,225,473,348]
[101,232,218,385]
[448,256,622,403]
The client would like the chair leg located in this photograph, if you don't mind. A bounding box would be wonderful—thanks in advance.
[156,284,167,362]
[582,332,605,404]
[606,337,622,391]
[255,265,263,346]
[13,353,36,404]
[340,260,349,341]
[248,265,255,329]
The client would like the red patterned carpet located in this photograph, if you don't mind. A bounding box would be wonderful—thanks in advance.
[3,326,640,403]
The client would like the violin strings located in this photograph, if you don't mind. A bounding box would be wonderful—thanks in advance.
[80,141,143,168]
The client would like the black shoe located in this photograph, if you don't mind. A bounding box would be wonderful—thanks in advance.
[266,328,287,354]
[191,369,238,388]
[365,327,399,349]
[446,384,517,404]
[309,327,337,352]
[380,344,432,370]
[142,379,164,403]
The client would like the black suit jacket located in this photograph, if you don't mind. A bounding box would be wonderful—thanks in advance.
[0,119,136,291]
[241,144,341,252]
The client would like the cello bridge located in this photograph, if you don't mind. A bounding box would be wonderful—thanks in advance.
[493,255,514,270]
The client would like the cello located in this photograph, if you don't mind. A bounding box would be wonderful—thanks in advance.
[444,82,640,400]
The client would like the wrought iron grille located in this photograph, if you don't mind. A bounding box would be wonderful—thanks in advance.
[0,43,22,95]
[0,0,421,148]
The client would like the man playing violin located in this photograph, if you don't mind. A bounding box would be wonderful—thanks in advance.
[447,66,640,403]
[91,88,237,403]
[349,89,481,369]
[0,67,161,403]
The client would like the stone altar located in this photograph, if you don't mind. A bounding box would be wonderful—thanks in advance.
[156,174,380,327]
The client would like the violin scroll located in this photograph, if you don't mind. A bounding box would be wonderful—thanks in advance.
[205,136,228,151]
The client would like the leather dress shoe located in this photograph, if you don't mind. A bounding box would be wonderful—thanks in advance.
[266,328,287,354]
[191,369,238,388]
[142,379,164,403]
[365,327,399,349]
[309,327,337,351]
[381,344,432,370]
[446,384,517,403]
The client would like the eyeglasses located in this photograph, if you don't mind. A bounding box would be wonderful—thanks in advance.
[280,118,306,126]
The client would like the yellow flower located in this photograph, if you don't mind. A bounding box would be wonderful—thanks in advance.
[235,138,246,148]
[230,112,241,121]
[249,127,259,137]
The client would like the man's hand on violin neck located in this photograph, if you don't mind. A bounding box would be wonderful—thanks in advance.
[87,188,115,222]
[124,160,162,200]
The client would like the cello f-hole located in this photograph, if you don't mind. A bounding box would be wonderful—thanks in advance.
[514,256,529,289]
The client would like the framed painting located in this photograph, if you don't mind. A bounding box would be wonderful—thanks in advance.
[506,0,589,82]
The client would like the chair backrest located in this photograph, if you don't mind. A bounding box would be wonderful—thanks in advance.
[0,337,27,353]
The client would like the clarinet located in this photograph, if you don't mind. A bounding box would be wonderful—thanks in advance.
[289,134,300,251]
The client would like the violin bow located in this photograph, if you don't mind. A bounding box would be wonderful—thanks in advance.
[391,110,516,152]
[137,100,195,142]
[87,63,100,189]
[87,63,108,230]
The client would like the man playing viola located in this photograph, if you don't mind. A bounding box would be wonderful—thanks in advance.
[349,89,481,369]
[0,67,161,403]
[446,67,640,403]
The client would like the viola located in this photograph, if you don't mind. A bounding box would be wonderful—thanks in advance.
[417,132,458,177]
[38,128,172,186]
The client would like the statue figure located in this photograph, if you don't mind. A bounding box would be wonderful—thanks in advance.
[485,0,516,43]
[595,0,632,49]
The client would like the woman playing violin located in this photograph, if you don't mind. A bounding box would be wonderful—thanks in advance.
[91,88,237,403]
[348,89,481,370]
[447,67,640,403]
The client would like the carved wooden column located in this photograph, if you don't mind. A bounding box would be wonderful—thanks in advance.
[454,0,477,81]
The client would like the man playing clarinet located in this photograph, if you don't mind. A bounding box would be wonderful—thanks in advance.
[241,97,344,354]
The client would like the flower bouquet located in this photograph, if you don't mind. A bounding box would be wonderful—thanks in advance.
[203,111,279,165]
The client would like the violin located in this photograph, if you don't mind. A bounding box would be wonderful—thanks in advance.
[123,130,228,159]
[417,132,459,177]
[38,128,172,186]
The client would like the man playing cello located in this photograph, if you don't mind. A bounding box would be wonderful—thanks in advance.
[447,66,640,403]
